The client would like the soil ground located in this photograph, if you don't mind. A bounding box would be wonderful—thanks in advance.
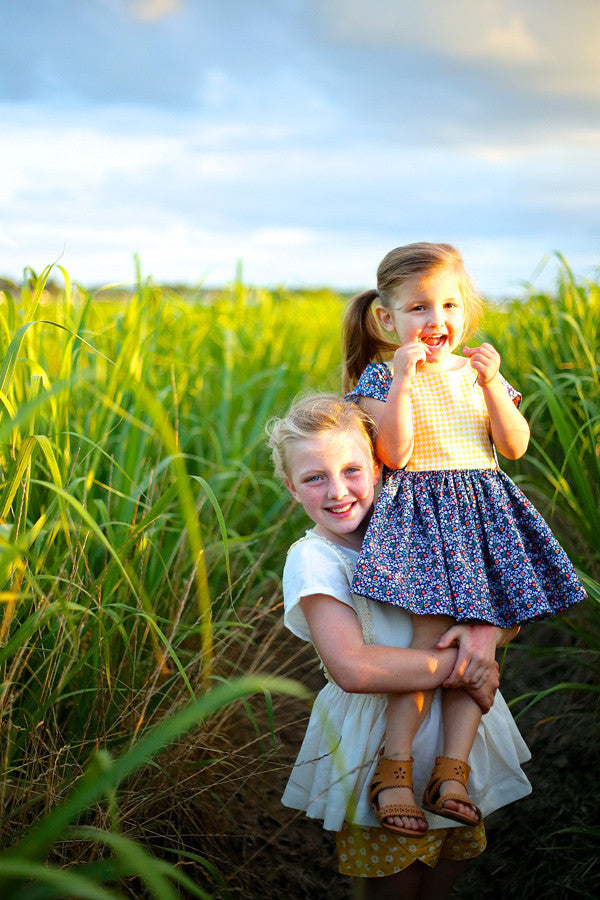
[189,617,599,900]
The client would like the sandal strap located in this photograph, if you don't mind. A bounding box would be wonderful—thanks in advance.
[375,803,426,824]
[428,756,471,791]
[433,792,478,811]
[369,755,414,802]
[422,755,481,823]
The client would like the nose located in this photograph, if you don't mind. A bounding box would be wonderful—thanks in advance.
[427,306,444,327]
[327,474,347,499]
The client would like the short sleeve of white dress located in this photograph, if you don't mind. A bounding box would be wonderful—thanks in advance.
[283,532,358,643]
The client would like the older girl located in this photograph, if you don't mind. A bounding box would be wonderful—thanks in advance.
[267,394,531,899]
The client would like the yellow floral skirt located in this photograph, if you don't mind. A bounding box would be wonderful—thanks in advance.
[336,820,487,878]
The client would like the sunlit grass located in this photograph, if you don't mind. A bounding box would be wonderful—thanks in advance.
[0,254,597,895]
[0,263,337,894]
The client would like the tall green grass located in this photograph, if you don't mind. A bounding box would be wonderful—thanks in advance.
[0,256,597,896]
[0,264,335,895]
[477,260,599,895]
[482,259,600,619]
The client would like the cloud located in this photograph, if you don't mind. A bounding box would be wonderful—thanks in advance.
[0,0,314,110]
[2,101,599,294]
[1,1,599,297]
[129,0,182,22]
[322,0,542,64]
[321,0,600,97]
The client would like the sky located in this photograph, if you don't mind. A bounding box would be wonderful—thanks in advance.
[1,0,599,297]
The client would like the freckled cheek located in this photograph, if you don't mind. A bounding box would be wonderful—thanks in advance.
[305,486,326,503]
[354,477,374,501]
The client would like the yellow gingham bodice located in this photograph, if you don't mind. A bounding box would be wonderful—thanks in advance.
[405,362,497,471]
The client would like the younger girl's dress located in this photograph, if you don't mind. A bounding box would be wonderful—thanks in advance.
[347,362,586,625]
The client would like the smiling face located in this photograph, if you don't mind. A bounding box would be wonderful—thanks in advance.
[376,268,467,370]
[285,426,381,549]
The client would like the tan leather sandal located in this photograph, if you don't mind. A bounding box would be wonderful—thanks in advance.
[422,756,482,826]
[368,754,428,836]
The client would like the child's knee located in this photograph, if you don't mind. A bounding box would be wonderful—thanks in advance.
[410,614,454,650]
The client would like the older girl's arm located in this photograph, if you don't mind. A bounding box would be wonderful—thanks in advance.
[301,594,499,711]
[302,593,456,694]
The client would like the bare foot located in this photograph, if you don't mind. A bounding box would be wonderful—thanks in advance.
[436,779,480,823]
[376,783,428,834]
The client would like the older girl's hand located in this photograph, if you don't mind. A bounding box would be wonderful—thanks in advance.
[437,623,498,690]
[464,662,500,713]
[463,342,500,386]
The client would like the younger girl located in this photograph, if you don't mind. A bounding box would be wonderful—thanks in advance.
[343,242,585,837]
[267,394,531,898]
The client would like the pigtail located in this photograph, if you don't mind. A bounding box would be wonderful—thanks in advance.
[342,290,397,393]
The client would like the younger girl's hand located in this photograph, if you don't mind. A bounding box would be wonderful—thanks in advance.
[393,340,428,382]
[463,342,500,386]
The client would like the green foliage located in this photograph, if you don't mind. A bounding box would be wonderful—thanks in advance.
[0,677,305,898]
[0,255,598,895]
[482,258,600,590]
[480,258,600,879]
[0,266,326,894]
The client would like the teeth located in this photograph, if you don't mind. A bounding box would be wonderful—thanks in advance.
[329,503,353,513]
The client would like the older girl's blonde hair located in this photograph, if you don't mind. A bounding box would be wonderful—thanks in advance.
[342,242,483,391]
[266,393,377,482]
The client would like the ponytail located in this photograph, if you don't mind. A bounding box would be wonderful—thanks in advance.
[342,289,397,393]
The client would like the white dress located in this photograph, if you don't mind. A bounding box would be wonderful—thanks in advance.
[282,530,532,832]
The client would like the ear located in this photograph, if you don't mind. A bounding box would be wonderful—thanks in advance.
[284,477,299,502]
[372,458,382,484]
[374,304,395,334]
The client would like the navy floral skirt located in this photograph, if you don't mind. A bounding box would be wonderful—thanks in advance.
[352,469,586,626]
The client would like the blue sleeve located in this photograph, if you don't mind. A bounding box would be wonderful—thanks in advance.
[500,373,522,408]
[345,363,392,403]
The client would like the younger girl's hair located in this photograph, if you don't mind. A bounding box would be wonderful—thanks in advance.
[266,393,377,482]
[342,242,483,391]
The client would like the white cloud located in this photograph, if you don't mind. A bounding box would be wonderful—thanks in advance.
[0,118,180,204]
[2,100,598,296]
[477,11,539,64]
[322,0,600,96]
[128,0,182,22]
[1,3,599,299]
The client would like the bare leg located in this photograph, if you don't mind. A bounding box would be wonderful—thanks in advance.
[417,858,467,899]
[356,858,466,900]
[375,615,452,832]
[436,687,482,822]
[357,863,422,900]
[376,691,431,833]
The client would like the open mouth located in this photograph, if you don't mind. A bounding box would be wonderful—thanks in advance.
[423,334,447,349]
